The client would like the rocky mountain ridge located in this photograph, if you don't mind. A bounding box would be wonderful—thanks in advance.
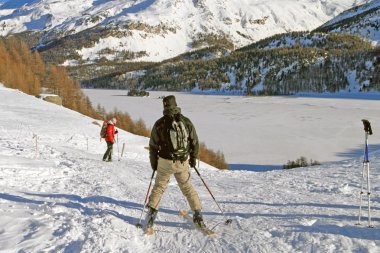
[0,0,370,63]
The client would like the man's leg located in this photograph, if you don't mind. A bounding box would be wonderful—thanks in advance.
[107,142,113,161]
[146,158,175,228]
[148,158,174,210]
[174,161,202,211]
[174,161,206,227]
[103,142,111,161]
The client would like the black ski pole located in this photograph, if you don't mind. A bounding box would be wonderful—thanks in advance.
[193,159,232,225]
[136,170,156,228]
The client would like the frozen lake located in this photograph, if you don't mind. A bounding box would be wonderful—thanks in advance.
[82,89,380,170]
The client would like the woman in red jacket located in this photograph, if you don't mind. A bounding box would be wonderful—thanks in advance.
[103,117,118,162]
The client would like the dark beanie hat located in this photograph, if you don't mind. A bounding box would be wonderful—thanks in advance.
[163,95,177,108]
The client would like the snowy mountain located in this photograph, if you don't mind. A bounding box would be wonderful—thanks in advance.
[0,0,371,62]
[318,0,380,45]
[1,84,380,252]
[104,31,378,94]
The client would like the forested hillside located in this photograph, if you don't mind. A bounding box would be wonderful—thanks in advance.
[5,1,378,95]
[0,36,151,136]
[83,32,379,95]
[0,36,96,116]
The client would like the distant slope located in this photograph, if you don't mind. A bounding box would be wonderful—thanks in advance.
[317,0,380,45]
[89,32,379,94]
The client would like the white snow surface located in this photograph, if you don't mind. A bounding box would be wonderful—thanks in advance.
[82,89,380,170]
[1,85,380,252]
[0,0,370,62]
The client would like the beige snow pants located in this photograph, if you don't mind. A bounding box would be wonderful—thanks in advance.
[148,157,202,211]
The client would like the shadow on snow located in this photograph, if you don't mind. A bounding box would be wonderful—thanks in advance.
[293,92,380,101]
[221,200,380,211]
[229,164,282,172]
[0,192,196,230]
[335,144,380,160]
[288,224,380,241]
[1,193,379,240]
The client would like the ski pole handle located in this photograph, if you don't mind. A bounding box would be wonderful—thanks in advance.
[362,119,373,135]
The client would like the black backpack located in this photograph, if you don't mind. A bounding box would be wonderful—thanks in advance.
[167,115,189,160]
[100,120,108,138]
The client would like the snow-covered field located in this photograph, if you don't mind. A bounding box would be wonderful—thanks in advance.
[82,89,380,171]
[1,85,379,252]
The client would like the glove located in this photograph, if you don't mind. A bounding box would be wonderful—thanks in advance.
[150,157,158,171]
[189,157,196,168]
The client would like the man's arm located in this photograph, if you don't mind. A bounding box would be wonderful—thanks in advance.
[149,125,159,170]
[187,119,199,167]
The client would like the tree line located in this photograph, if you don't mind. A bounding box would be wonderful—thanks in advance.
[96,32,378,95]
[0,36,229,170]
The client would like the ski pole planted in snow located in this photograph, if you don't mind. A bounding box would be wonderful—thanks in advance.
[357,119,374,228]
[136,170,156,228]
[193,159,232,225]
[117,132,120,161]
[33,134,38,158]
[119,143,125,161]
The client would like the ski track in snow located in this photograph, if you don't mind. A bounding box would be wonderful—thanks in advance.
[0,85,380,252]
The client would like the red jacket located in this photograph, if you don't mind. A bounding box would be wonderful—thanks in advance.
[105,122,117,143]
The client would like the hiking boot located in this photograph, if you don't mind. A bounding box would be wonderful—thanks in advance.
[147,206,158,228]
[193,210,206,228]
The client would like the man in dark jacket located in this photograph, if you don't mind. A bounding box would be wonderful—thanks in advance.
[146,95,205,232]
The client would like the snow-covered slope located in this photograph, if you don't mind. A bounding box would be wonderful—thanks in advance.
[1,86,380,252]
[0,0,370,62]
[319,0,380,45]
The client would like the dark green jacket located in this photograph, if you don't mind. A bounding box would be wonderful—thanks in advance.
[149,112,199,170]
